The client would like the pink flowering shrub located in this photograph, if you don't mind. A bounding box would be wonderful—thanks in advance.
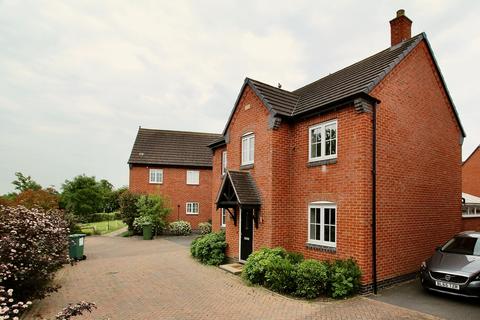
[0,286,32,320]
[0,205,69,301]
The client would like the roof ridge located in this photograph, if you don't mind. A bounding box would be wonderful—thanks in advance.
[292,33,424,95]
[139,127,222,136]
[245,77,298,95]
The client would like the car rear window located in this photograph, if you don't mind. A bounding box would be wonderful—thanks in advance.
[442,236,480,256]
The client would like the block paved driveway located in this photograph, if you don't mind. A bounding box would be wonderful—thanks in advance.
[26,236,438,320]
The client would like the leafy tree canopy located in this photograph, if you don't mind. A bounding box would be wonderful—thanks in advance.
[12,172,41,192]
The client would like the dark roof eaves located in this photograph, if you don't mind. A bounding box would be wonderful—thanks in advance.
[128,161,213,168]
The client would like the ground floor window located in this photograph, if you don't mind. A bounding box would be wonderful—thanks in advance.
[186,202,199,215]
[463,205,480,218]
[221,208,226,227]
[308,203,336,247]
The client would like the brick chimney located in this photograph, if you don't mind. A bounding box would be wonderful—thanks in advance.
[390,9,412,46]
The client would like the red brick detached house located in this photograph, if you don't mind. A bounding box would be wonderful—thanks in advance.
[210,10,465,292]
[462,146,480,230]
[129,128,221,228]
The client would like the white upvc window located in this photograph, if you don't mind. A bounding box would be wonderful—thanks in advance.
[308,202,336,247]
[241,133,255,165]
[186,170,200,185]
[186,202,199,215]
[149,169,163,184]
[463,206,480,218]
[221,208,226,227]
[222,151,228,175]
[309,120,337,162]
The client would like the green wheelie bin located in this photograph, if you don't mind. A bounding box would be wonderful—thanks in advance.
[142,223,153,240]
[69,234,87,260]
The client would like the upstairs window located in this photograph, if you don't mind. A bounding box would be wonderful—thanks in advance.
[186,202,199,215]
[308,203,336,247]
[309,120,337,162]
[241,133,255,165]
[149,169,163,184]
[222,151,228,175]
[186,170,200,185]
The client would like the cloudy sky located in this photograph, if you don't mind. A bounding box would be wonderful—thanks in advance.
[0,1,478,193]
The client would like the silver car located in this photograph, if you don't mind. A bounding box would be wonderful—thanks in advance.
[420,231,480,298]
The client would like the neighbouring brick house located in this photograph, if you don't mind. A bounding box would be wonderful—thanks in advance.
[128,128,221,228]
[209,10,465,292]
[462,146,480,230]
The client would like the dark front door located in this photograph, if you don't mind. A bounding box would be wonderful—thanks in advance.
[240,208,253,261]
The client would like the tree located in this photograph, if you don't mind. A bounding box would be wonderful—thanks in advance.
[13,187,59,210]
[12,172,41,192]
[61,175,104,221]
[118,190,140,231]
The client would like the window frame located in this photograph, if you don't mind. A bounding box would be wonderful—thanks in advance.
[221,151,228,175]
[221,208,226,227]
[186,170,200,185]
[463,205,480,218]
[308,119,338,162]
[149,168,163,184]
[241,132,255,166]
[186,202,199,215]
[307,202,337,248]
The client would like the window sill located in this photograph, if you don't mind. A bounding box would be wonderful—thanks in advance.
[305,242,336,253]
[240,164,254,170]
[307,158,337,167]
[149,182,163,185]
[186,213,199,215]
[462,215,480,219]
[186,184,200,186]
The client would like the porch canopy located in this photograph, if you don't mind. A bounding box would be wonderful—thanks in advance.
[215,170,261,227]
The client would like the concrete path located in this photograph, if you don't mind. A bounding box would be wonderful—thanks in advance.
[25,236,439,320]
[104,226,128,237]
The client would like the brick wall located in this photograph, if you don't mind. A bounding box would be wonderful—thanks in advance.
[462,217,480,231]
[281,107,374,283]
[371,40,463,283]
[462,147,480,197]
[129,165,213,228]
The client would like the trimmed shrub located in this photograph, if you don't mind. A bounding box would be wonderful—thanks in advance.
[328,258,362,298]
[169,220,192,235]
[294,259,329,299]
[264,255,296,293]
[198,222,212,235]
[0,205,69,301]
[242,247,287,285]
[286,251,304,265]
[135,194,171,234]
[190,231,226,265]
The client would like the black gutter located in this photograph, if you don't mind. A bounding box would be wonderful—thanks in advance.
[372,101,378,294]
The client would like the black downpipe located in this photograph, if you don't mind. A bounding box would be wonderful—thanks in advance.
[372,102,378,294]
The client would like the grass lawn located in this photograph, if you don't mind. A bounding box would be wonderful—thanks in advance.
[79,220,126,235]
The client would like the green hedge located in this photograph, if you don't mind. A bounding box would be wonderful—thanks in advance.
[190,231,227,265]
[242,247,361,299]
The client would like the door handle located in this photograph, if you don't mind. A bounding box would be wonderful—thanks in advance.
[244,237,250,240]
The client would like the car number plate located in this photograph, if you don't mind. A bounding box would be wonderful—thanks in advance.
[435,280,460,290]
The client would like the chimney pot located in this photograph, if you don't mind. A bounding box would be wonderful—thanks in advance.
[390,9,412,46]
